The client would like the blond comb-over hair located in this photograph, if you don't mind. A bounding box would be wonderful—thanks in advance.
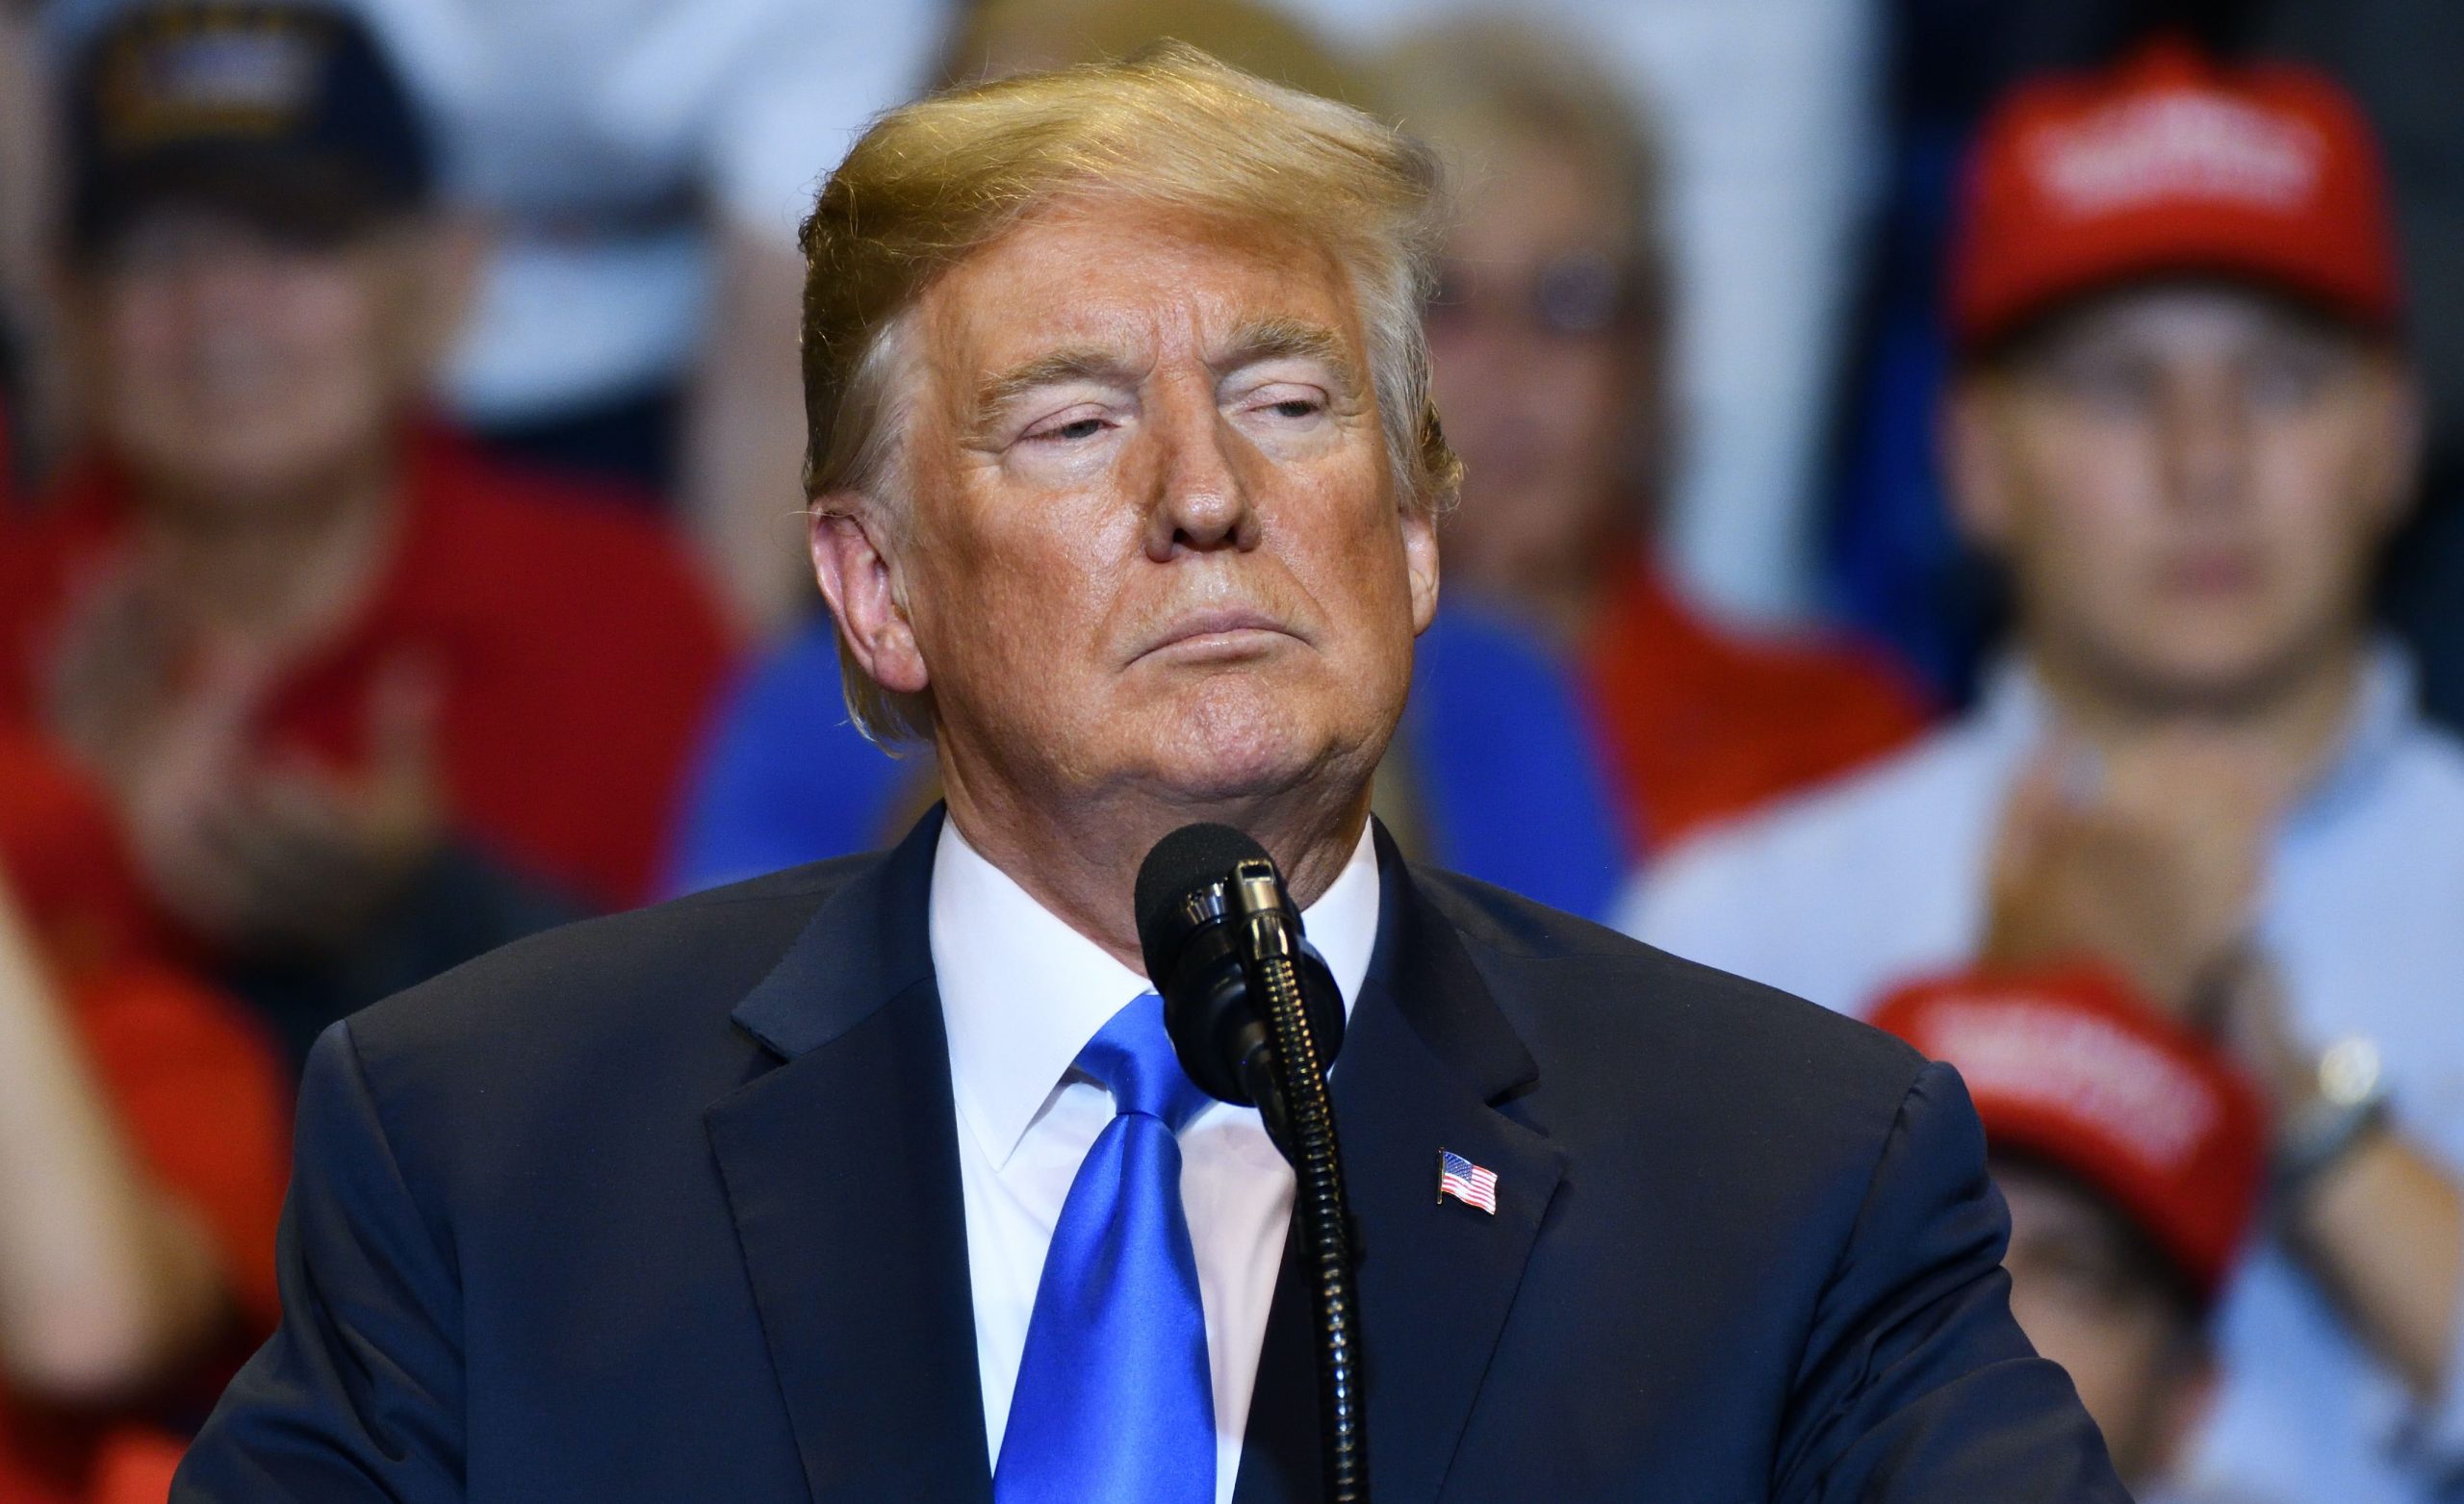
[799,42,1459,746]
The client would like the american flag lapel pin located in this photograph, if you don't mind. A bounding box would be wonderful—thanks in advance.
[1437,1149,1499,1215]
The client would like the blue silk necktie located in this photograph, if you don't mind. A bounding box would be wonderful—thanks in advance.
[993,991,1215,1504]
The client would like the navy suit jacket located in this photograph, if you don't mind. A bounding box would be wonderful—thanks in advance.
[174,811,2127,1502]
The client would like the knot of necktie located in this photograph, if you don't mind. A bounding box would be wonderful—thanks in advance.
[1075,991,1212,1134]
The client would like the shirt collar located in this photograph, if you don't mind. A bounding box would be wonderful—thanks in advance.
[1971,641,2422,831]
[2293,641,2416,833]
[930,814,1380,1170]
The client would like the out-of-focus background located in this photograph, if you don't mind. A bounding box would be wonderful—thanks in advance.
[3,1,2462,1501]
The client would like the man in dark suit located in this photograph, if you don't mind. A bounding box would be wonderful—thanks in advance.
[175,44,2126,1503]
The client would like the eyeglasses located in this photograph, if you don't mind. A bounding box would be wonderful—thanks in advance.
[1427,251,1641,340]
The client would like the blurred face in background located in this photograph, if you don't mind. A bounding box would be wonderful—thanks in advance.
[1948,283,2417,713]
[1995,1159,2213,1488]
[71,204,462,522]
[1424,130,1656,640]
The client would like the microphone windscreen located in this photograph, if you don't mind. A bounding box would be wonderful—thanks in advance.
[1136,822,1270,985]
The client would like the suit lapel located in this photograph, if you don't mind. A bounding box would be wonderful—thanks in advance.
[705,810,994,1504]
[1235,833,1569,1504]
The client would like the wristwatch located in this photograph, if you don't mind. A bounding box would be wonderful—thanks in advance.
[2273,1035,2390,1206]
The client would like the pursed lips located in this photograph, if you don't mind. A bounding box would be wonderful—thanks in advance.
[1130,605,1305,663]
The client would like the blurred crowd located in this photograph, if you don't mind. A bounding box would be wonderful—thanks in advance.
[2,1,2461,1501]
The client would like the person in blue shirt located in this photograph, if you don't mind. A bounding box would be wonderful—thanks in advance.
[1627,44,2464,1504]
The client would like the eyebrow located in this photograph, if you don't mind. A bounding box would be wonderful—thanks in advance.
[972,347,1143,423]
[1211,317,1363,395]
[970,349,1142,430]
[970,318,1366,427]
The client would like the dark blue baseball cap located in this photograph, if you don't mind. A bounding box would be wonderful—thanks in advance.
[66,2,435,257]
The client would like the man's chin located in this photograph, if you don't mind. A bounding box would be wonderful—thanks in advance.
[1130,693,1373,808]
[1140,732,1329,806]
[2104,631,2341,717]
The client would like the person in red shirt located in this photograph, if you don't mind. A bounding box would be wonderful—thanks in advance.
[0,731,290,1504]
[0,6,735,1063]
[1376,22,1930,855]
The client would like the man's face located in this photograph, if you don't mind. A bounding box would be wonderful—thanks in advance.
[1948,284,2416,709]
[874,203,1437,813]
[76,206,453,516]
[1998,1160,2210,1486]
[1424,135,1648,626]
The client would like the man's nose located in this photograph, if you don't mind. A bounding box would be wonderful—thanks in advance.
[2158,369,2250,516]
[159,251,292,354]
[1142,402,1261,560]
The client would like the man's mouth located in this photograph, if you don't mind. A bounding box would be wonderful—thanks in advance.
[2160,549,2266,598]
[1134,607,1298,663]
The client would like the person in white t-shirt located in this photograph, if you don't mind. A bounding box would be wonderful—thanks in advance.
[1623,42,2464,1504]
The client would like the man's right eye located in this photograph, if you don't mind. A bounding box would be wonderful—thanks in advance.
[1025,415,1111,444]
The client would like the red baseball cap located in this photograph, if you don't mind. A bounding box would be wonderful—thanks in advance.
[1872,964,2269,1304]
[1948,38,2401,351]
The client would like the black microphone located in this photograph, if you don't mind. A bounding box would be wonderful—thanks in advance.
[1136,822,1368,1504]
[1136,823,1346,1151]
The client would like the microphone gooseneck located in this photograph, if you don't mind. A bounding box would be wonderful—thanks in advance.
[1137,824,1347,1146]
[1137,824,1368,1504]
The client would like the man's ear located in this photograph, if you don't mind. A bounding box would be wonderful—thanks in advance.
[36,263,94,455]
[1940,377,2017,555]
[809,499,931,696]
[1402,503,1441,635]
[2359,360,2426,540]
[395,213,486,380]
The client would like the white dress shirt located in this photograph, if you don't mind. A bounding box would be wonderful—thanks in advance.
[930,817,1380,1503]
[1622,648,2464,1504]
